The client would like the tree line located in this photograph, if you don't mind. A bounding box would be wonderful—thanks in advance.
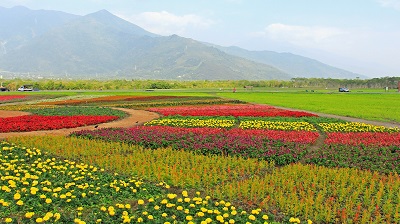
[1,77,399,91]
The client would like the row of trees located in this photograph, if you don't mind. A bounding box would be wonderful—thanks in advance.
[1,77,399,91]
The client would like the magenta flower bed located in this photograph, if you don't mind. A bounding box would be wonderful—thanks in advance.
[0,115,119,132]
[148,104,318,117]
[71,126,319,165]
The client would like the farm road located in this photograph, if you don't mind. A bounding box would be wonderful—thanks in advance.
[0,108,160,139]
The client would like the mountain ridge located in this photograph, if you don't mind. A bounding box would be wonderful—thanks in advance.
[0,6,362,80]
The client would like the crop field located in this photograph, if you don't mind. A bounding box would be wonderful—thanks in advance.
[0,91,399,224]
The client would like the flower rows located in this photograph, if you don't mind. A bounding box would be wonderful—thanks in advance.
[26,106,127,117]
[108,98,243,109]
[0,115,119,132]
[0,104,59,111]
[240,120,317,131]
[144,117,236,128]
[39,95,187,105]
[1,141,277,223]
[325,132,400,146]
[148,104,318,117]
[318,122,400,133]
[72,126,319,165]
[0,95,26,102]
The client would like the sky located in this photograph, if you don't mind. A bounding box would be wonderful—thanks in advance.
[1,0,400,78]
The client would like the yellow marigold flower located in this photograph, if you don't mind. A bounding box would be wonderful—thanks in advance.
[100,206,107,211]
[186,215,193,221]
[14,192,21,200]
[125,204,131,209]
[148,215,154,220]
[36,217,43,223]
[54,213,61,221]
[262,214,269,220]
[231,210,237,215]
[167,193,177,199]
[162,213,168,217]
[249,214,256,220]
[25,211,35,218]
[109,210,115,216]
[77,207,83,211]
[45,198,52,204]
[182,190,188,197]
[177,206,183,210]
[148,198,154,202]
[5,218,12,223]
[16,200,24,206]
[184,197,191,203]
[137,199,144,205]
[137,217,143,222]
[251,209,259,214]
[154,205,160,210]
[307,219,313,224]
[229,219,235,224]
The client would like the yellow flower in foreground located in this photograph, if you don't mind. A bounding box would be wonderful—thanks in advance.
[138,199,144,205]
[14,192,21,200]
[249,215,256,220]
[5,218,12,223]
[25,212,35,218]
[16,200,24,206]
[36,217,44,223]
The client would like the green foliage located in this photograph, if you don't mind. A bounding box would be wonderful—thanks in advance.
[25,106,127,117]
[219,92,400,123]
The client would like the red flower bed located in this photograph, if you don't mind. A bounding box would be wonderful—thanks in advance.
[325,132,400,147]
[148,104,317,117]
[0,115,119,132]
[0,95,26,101]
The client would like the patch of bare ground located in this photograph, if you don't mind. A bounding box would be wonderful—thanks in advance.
[0,108,160,139]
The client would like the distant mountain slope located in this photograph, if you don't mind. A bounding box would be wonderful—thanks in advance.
[0,6,79,53]
[0,6,361,80]
[0,8,290,80]
[215,46,364,79]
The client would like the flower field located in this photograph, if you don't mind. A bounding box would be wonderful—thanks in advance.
[0,95,26,102]
[1,141,275,223]
[148,104,318,117]
[72,126,317,165]
[1,93,400,223]
[0,115,119,132]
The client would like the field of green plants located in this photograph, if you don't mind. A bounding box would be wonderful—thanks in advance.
[1,91,399,224]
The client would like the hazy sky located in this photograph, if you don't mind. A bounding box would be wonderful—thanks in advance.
[2,0,400,78]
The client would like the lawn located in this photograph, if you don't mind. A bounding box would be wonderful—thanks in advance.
[217,92,400,123]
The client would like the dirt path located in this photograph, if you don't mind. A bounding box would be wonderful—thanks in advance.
[0,108,160,139]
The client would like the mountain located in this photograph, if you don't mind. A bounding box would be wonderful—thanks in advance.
[0,6,79,54]
[214,46,364,79]
[0,8,290,80]
[0,6,360,80]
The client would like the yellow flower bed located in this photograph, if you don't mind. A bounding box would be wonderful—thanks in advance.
[318,122,400,133]
[240,120,317,131]
[0,104,59,111]
[145,117,236,128]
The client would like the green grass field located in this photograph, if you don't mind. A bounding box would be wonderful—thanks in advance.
[218,92,400,123]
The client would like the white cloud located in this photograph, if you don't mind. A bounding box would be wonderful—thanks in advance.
[377,0,400,10]
[254,23,347,48]
[121,11,214,36]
